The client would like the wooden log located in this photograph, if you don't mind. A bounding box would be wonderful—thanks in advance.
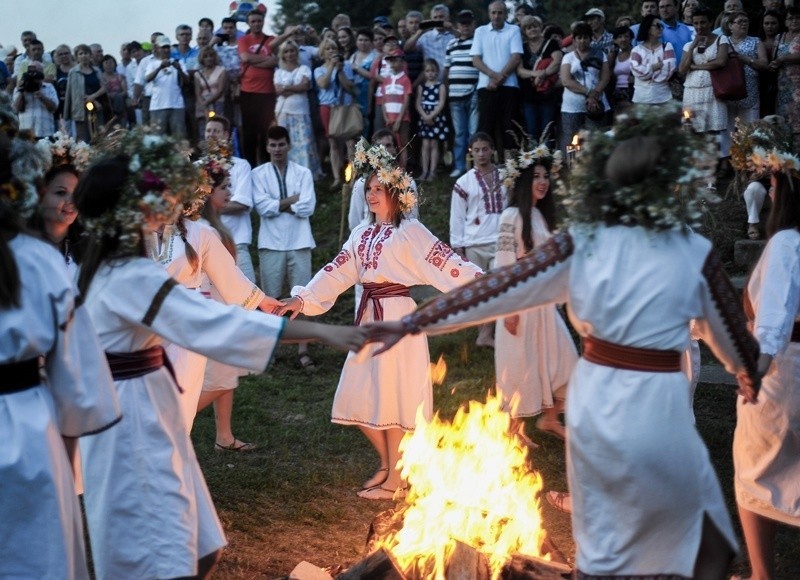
[335,548,405,580]
[445,540,491,580]
[501,553,572,580]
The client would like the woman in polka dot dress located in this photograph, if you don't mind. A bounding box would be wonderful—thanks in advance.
[416,59,449,181]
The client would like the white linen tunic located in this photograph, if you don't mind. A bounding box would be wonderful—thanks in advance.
[404,226,758,577]
[734,228,800,526]
[292,219,482,430]
[80,257,284,579]
[493,208,578,417]
[147,219,264,429]
[1,234,121,580]
[449,166,506,249]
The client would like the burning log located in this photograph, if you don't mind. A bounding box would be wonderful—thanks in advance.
[335,548,405,580]
[500,554,572,579]
[445,541,491,580]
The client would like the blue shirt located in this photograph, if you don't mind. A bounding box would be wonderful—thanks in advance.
[314,63,355,106]
[661,21,694,66]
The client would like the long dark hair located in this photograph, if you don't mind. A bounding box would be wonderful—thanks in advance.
[507,163,556,253]
[767,172,800,239]
[0,131,24,308]
[74,155,142,297]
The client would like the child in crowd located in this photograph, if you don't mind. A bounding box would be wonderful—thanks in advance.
[416,59,449,181]
[380,48,411,168]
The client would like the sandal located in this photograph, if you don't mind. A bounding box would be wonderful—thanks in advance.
[545,490,572,514]
[357,485,408,501]
[747,225,760,240]
[215,439,257,452]
[298,353,316,371]
[362,467,389,490]
[536,417,566,441]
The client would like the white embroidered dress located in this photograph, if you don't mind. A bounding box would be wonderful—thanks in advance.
[292,219,482,430]
[405,226,758,576]
[1,235,121,580]
[80,257,284,579]
[147,219,264,428]
[493,207,577,417]
[734,228,800,526]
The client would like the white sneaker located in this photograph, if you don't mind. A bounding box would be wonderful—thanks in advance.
[449,168,462,178]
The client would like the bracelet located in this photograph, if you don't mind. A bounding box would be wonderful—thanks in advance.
[294,295,304,314]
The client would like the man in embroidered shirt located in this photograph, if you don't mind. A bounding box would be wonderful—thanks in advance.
[471,1,523,160]
[449,132,505,347]
[445,9,479,177]
[251,125,316,366]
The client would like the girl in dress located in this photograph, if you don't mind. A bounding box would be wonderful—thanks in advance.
[415,59,448,182]
[494,145,577,441]
[372,104,761,577]
[279,138,482,500]
[73,127,370,579]
[734,145,800,580]
[0,113,120,580]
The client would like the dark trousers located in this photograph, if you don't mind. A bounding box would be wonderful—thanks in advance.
[240,91,276,167]
[477,86,522,155]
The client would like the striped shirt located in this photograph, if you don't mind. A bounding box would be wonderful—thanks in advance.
[445,36,478,100]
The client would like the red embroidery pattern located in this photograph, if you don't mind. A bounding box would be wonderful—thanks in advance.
[357,224,393,271]
[405,231,574,332]
[425,240,456,271]
[476,167,504,215]
[453,183,468,201]
[702,249,760,379]
[450,268,460,278]
[323,250,351,272]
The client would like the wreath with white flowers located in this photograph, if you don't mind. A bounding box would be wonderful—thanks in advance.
[187,138,234,219]
[353,137,418,214]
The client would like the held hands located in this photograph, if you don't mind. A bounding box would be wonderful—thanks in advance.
[503,315,520,336]
[364,320,408,355]
[736,353,772,404]
[276,296,302,319]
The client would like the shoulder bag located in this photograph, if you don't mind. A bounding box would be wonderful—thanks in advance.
[710,37,747,101]
[328,80,363,140]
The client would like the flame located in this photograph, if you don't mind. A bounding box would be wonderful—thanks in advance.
[570,134,579,147]
[344,162,353,183]
[683,109,691,121]
[85,101,94,112]
[208,110,216,118]
[429,355,447,386]
[375,393,548,579]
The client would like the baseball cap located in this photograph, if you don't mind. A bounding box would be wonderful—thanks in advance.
[456,9,475,24]
[387,48,405,59]
[155,35,172,47]
[373,16,391,27]
[141,41,153,52]
[584,8,605,19]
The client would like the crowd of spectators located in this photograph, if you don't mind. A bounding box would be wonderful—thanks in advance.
[1,0,797,175]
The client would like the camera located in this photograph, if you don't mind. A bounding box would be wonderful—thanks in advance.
[419,20,444,30]
[215,32,230,42]
[21,69,44,92]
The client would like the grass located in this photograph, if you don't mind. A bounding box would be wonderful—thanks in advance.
[191,171,798,578]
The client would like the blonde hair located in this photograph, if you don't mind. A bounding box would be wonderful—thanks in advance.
[278,39,299,63]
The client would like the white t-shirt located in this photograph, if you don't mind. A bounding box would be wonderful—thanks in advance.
[561,50,609,114]
[143,58,186,111]
[274,65,311,116]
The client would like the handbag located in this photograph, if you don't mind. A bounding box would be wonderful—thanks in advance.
[328,86,363,140]
[710,38,747,101]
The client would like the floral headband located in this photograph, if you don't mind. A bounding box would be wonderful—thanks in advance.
[37,131,93,175]
[561,102,718,231]
[500,141,564,190]
[82,126,198,253]
[353,137,418,214]
[188,138,234,219]
[730,117,793,178]
[750,146,800,178]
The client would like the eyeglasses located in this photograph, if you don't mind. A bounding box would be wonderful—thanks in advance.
[652,22,664,28]
[733,19,749,25]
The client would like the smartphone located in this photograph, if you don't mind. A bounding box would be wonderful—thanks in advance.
[419,20,443,30]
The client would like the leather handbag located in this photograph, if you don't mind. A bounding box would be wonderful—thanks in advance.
[710,39,747,101]
[328,88,363,140]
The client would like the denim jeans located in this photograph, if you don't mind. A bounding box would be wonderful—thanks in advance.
[522,100,558,149]
[449,92,478,172]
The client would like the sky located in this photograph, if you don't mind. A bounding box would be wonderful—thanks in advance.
[0,0,277,56]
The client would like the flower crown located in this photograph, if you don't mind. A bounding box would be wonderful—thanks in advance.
[730,117,793,177]
[750,146,800,177]
[0,97,47,219]
[82,126,198,253]
[188,139,234,219]
[37,131,93,175]
[562,102,719,231]
[500,139,564,190]
[353,137,417,214]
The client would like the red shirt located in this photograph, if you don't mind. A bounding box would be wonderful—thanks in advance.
[381,72,411,123]
[238,33,275,94]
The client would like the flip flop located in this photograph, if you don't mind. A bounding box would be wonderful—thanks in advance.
[215,440,257,452]
[356,485,407,501]
[546,490,572,514]
[298,353,316,371]
[362,467,389,490]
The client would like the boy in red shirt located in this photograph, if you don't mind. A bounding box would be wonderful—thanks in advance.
[380,48,411,168]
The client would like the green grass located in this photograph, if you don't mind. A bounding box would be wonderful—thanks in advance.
[193,173,798,578]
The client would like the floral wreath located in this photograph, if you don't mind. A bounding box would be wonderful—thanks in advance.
[353,137,417,214]
[730,117,796,179]
[750,146,800,178]
[37,131,93,175]
[500,133,564,190]
[562,102,719,231]
[81,126,198,254]
[188,138,234,219]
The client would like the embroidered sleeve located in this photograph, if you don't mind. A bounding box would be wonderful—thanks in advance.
[404,231,574,335]
[698,249,759,379]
